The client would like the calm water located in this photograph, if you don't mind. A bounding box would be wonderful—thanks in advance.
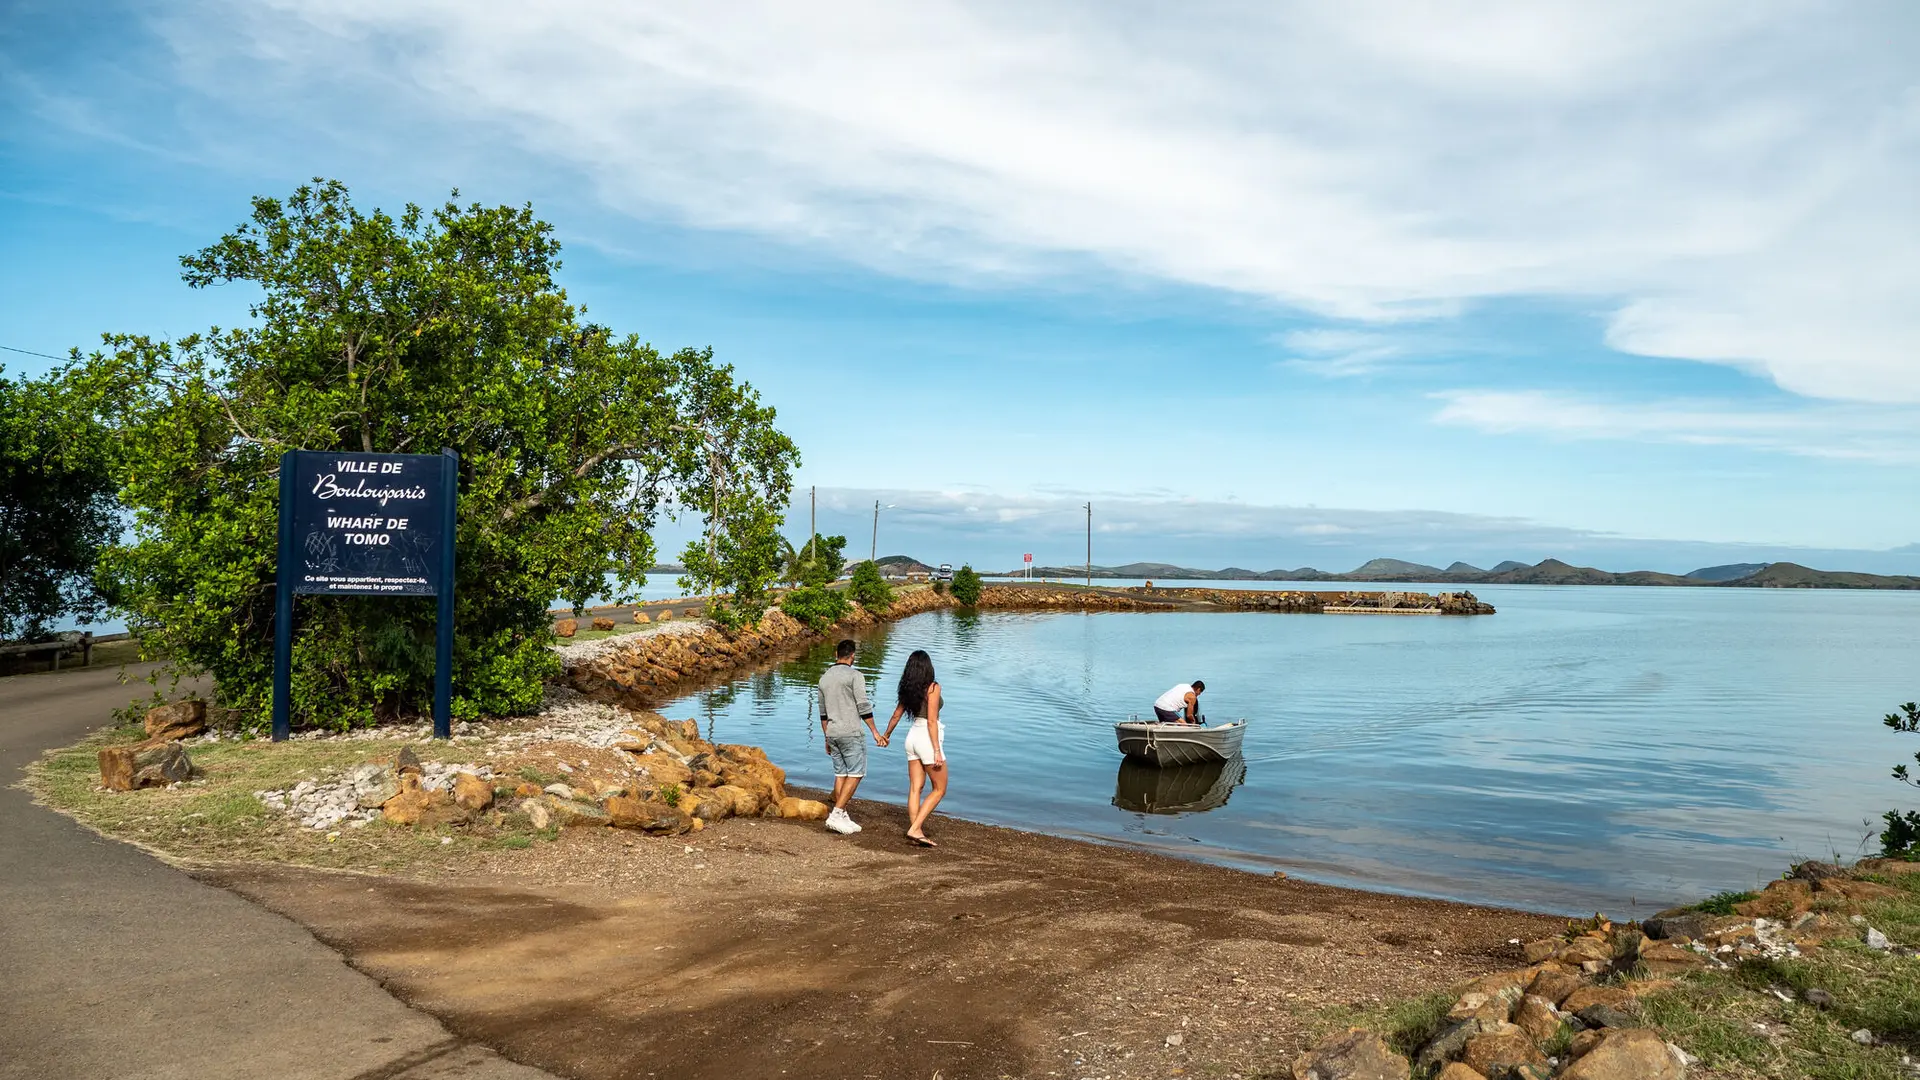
[664,584,1920,915]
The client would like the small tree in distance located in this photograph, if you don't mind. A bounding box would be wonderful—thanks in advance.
[847,560,894,610]
[950,564,982,607]
[1882,701,1920,859]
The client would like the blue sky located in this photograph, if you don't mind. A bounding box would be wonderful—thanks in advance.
[4,1,1919,575]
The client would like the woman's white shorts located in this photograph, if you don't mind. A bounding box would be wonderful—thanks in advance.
[902,723,941,765]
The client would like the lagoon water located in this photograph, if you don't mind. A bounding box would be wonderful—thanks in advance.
[662,583,1920,915]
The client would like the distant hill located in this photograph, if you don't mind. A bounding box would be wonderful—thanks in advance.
[1346,558,1447,579]
[1685,562,1772,582]
[875,555,933,574]
[988,555,1920,590]
[1733,562,1920,590]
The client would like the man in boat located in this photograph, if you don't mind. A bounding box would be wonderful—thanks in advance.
[1152,680,1205,724]
[819,639,884,835]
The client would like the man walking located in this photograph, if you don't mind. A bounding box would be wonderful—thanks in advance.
[819,639,884,834]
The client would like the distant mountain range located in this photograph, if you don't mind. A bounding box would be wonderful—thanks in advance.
[988,557,1920,590]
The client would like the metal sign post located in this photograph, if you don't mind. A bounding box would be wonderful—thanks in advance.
[272,449,459,742]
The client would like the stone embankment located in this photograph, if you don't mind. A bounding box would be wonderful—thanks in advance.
[1132,586,1496,615]
[563,584,1494,707]
[1291,858,1918,1080]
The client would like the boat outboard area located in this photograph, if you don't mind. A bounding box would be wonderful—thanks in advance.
[1114,715,1248,766]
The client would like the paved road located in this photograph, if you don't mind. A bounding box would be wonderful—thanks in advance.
[0,664,557,1080]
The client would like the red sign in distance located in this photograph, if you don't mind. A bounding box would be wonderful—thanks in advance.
[1024,553,1032,563]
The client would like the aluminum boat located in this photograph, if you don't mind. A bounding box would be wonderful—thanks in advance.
[1113,717,1248,766]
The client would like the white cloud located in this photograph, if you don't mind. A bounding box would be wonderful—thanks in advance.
[1273,328,1408,378]
[1432,389,1920,463]
[139,1,1920,400]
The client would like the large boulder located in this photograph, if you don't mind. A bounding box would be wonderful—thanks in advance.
[1460,1024,1546,1079]
[775,797,831,821]
[631,752,692,789]
[1291,1029,1411,1080]
[381,774,435,825]
[543,797,609,828]
[451,772,494,813]
[98,740,195,791]
[1556,1029,1682,1080]
[143,700,207,741]
[1524,969,1582,1008]
[555,618,577,637]
[1511,995,1561,1043]
[605,796,692,835]
[1734,878,1813,919]
[1637,941,1708,976]
[348,762,401,808]
[709,784,764,818]
[1560,986,1636,1015]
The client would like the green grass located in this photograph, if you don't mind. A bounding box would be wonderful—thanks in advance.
[1311,990,1454,1075]
[26,724,555,872]
[1689,890,1760,915]
[1636,870,1920,1079]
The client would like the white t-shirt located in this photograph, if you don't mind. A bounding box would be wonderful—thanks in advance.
[1154,683,1194,713]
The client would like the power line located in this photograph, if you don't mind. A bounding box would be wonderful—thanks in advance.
[0,344,71,362]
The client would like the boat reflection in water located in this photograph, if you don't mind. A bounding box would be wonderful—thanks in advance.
[1111,755,1248,815]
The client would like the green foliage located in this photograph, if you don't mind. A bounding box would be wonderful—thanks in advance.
[950,564,982,606]
[783,532,846,587]
[0,366,119,640]
[77,180,795,730]
[1882,702,1920,858]
[847,560,894,610]
[658,782,681,808]
[780,584,850,631]
[1690,890,1758,915]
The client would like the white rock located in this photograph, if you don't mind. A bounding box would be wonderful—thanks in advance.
[1668,1042,1698,1068]
[1164,1033,1183,1048]
[1866,927,1892,951]
[1853,1029,1876,1046]
[544,783,576,800]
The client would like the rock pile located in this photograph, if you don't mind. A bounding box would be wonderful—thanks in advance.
[254,709,829,837]
[1295,929,1693,1080]
[97,700,207,791]
[1296,859,1916,1080]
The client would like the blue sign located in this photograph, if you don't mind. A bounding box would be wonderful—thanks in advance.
[286,451,450,596]
[273,449,459,741]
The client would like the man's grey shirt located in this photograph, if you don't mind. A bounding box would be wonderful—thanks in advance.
[818,662,873,738]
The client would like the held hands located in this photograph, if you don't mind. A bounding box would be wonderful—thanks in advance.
[875,734,890,748]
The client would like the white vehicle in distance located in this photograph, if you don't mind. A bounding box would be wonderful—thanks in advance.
[935,563,954,582]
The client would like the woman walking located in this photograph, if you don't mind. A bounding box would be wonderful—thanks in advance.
[882,649,947,847]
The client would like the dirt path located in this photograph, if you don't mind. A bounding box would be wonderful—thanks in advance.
[200,796,1562,1080]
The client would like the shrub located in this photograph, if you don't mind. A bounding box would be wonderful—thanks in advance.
[659,782,681,808]
[78,180,795,729]
[847,560,894,610]
[1883,702,1920,859]
[1690,891,1758,915]
[780,584,850,631]
[950,564,982,606]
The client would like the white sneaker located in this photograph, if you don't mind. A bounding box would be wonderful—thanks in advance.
[824,808,856,835]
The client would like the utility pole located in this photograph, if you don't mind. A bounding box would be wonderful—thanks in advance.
[871,499,880,563]
[807,486,816,568]
[1085,502,1092,587]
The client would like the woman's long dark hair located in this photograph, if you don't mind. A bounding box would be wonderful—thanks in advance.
[897,649,936,718]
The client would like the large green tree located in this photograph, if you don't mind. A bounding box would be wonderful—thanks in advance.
[0,367,119,640]
[77,180,796,728]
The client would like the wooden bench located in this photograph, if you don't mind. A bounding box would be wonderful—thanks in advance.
[0,631,94,670]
